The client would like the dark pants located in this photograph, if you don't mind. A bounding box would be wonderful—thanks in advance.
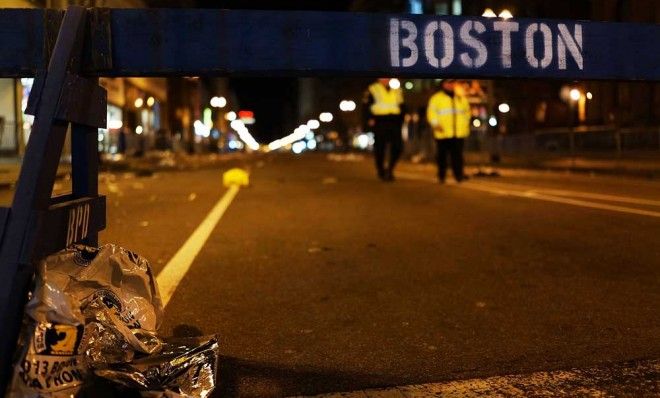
[435,138,465,182]
[373,118,403,177]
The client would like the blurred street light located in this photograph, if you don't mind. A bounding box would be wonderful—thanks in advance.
[230,120,244,130]
[405,81,414,90]
[306,139,317,150]
[389,78,401,89]
[292,141,306,154]
[225,111,237,121]
[482,8,497,17]
[498,9,513,19]
[319,112,333,122]
[194,120,210,137]
[307,119,320,129]
[135,125,143,134]
[134,98,144,108]
[498,103,510,113]
[340,100,356,112]
[210,96,227,108]
[489,116,498,127]
[472,119,482,128]
[146,96,155,107]
[229,119,259,150]
[570,88,581,101]
[586,92,593,100]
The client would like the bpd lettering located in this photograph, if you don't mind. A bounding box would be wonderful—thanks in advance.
[66,203,90,246]
[390,18,583,71]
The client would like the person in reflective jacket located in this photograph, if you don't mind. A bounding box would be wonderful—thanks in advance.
[427,79,471,183]
[363,78,405,181]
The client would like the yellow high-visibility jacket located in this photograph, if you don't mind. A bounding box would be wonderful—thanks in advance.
[368,82,403,116]
[427,91,471,139]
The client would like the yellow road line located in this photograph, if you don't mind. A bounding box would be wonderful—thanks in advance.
[157,184,240,307]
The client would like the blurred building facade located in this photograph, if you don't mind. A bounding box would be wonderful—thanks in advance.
[0,0,214,157]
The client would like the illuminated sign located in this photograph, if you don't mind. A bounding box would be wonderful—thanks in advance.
[239,110,255,125]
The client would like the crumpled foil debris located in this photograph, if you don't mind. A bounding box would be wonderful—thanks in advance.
[7,244,218,398]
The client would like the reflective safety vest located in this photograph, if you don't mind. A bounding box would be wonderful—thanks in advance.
[368,82,403,116]
[427,91,471,139]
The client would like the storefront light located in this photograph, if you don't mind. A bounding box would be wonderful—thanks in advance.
[108,120,123,130]
[569,89,581,101]
[134,98,144,108]
[146,96,155,107]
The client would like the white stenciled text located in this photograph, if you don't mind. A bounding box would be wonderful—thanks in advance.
[390,18,583,71]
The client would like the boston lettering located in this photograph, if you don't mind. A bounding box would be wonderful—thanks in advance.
[390,18,583,72]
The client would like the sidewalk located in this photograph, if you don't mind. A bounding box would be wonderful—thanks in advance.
[100,151,249,175]
[464,152,660,178]
[0,152,250,189]
[0,163,19,189]
[0,158,71,189]
[301,359,659,398]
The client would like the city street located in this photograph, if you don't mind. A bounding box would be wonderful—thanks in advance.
[7,152,658,396]
[2,153,658,396]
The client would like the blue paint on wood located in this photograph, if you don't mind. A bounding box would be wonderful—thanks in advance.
[0,9,658,79]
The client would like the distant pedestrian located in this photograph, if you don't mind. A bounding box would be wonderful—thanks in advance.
[363,78,405,181]
[427,79,471,183]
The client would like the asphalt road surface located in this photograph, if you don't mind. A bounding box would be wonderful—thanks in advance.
[4,152,658,397]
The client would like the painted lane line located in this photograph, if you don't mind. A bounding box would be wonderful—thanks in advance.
[157,184,240,307]
[399,171,660,206]
[461,183,660,218]
[396,172,660,218]
[474,181,660,207]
